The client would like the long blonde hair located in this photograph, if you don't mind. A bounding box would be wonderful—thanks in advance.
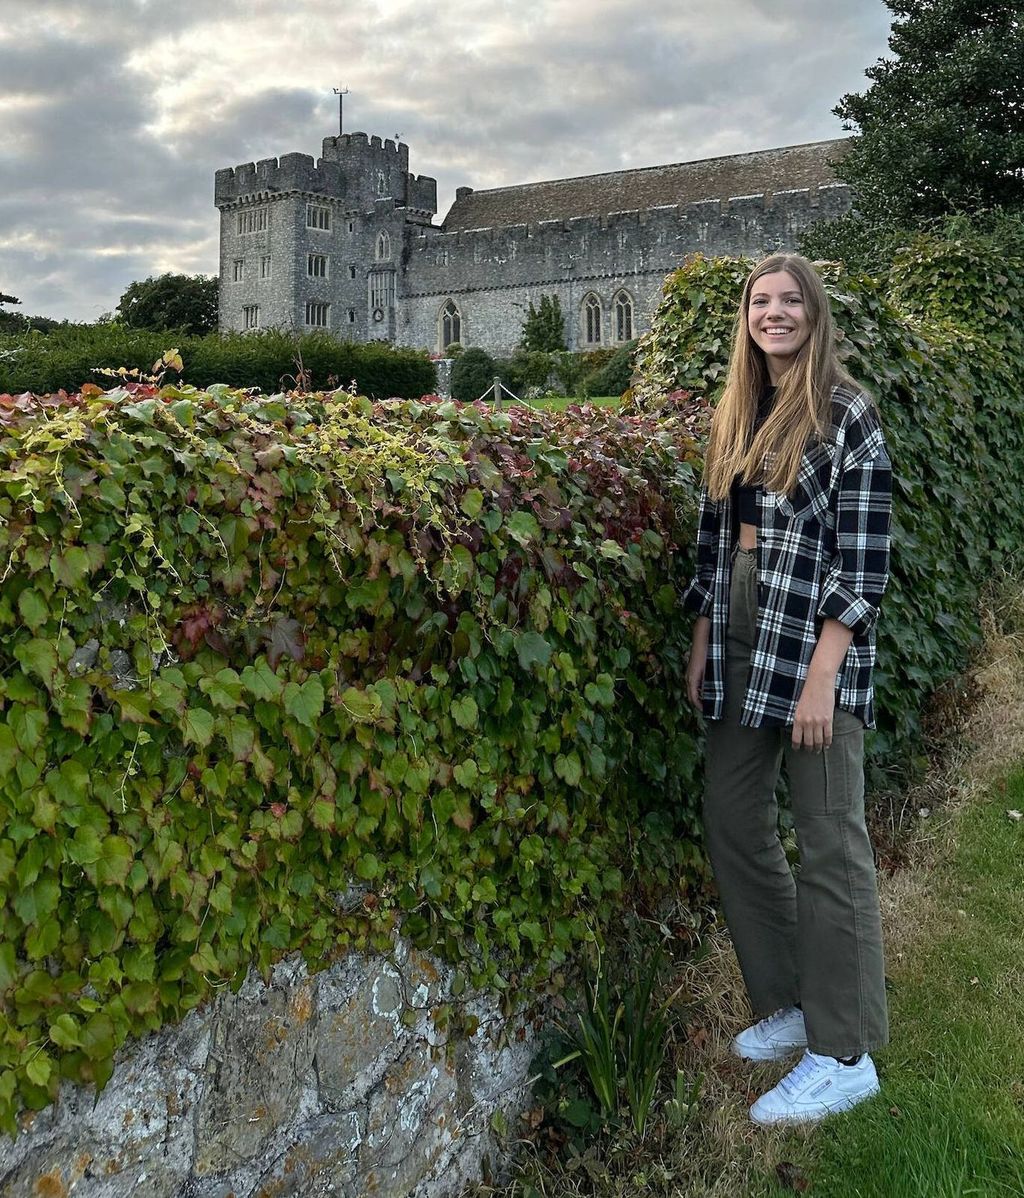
[704,253,853,500]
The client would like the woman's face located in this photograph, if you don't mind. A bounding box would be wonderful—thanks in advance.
[746,269,812,381]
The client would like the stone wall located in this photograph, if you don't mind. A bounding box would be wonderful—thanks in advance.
[0,937,540,1198]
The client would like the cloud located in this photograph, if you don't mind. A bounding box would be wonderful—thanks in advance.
[0,0,892,322]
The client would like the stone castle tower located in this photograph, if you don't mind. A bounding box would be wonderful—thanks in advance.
[215,133,851,356]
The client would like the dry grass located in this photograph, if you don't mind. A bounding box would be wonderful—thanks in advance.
[467,575,1024,1198]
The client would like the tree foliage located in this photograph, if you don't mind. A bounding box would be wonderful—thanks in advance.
[520,295,567,353]
[116,273,219,336]
[834,1,1024,224]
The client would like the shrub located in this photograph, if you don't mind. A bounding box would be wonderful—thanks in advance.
[0,382,708,1129]
[450,346,498,402]
[582,342,637,397]
[0,326,436,400]
[519,295,566,352]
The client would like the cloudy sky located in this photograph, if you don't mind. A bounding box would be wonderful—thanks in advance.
[0,0,893,323]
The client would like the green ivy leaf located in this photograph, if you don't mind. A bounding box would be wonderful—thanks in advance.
[17,590,49,632]
[283,678,325,728]
[451,695,479,730]
[460,488,484,518]
[182,707,215,748]
[516,631,552,671]
[240,658,284,701]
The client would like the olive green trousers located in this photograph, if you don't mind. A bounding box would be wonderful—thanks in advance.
[702,546,889,1057]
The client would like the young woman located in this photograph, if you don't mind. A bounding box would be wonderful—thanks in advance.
[682,252,892,1126]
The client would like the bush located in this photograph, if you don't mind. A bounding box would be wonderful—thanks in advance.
[581,342,637,397]
[450,346,497,402]
[0,382,707,1129]
[0,326,436,400]
[632,220,1024,773]
[519,295,567,353]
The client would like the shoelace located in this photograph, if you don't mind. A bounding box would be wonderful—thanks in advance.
[756,1007,798,1036]
[777,1052,823,1098]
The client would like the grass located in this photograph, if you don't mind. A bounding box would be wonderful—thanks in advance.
[522,394,622,411]
[466,575,1024,1198]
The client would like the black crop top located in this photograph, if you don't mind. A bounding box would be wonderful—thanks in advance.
[732,385,777,525]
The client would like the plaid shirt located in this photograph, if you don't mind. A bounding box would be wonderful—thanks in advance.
[682,384,892,729]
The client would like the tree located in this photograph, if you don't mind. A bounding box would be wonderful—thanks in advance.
[519,294,566,352]
[0,292,19,307]
[451,347,498,402]
[116,273,219,335]
[833,1,1024,224]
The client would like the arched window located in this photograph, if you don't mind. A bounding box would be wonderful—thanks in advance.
[375,232,391,261]
[614,290,634,342]
[439,299,462,351]
[582,294,602,346]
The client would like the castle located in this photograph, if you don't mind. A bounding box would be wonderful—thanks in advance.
[215,133,851,356]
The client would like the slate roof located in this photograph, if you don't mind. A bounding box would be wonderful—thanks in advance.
[441,139,849,231]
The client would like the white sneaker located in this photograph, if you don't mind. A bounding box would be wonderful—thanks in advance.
[749,1050,880,1126]
[732,1006,807,1061]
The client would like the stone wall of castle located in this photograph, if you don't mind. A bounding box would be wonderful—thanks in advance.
[398,184,852,355]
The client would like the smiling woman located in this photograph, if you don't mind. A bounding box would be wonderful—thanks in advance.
[682,251,894,1128]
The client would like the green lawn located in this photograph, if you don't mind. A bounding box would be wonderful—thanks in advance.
[763,770,1024,1197]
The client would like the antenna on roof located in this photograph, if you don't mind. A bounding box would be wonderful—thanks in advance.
[332,86,349,135]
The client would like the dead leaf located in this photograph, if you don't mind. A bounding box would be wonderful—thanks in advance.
[1006,810,1022,821]
[776,1161,810,1192]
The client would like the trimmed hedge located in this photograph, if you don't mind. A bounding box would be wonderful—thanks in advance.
[0,326,436,400]
[0,383,708,1129]
[632,219,1024,771]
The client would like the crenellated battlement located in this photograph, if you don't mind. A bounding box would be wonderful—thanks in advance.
[214,153,344,206]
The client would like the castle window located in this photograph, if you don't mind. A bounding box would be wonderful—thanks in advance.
[614,290,634,342]
[582,294,602,346]
[260,255,272,279]
[348,221,355,233]
[376,170,388,197]
[307,253,328,279]
[375,232,391,261]
[232,259,244,282]
[349,265,357,280]
[348,309,356,323]
[368,271,395,311]
[439,299,462,351]
[305,301,330,328]
[306,204,331,231]
[243,305,259,330]
[237,208,267,234]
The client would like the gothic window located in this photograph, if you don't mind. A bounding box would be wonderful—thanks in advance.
[305,301,330,328]
[260,255,272,279]
[349,265,357,279]
[242,305,259,330]
[614,290,634,342]
[232,259,244,282]
[376,170,388,196]
[375,232,391,261]
[306,204,330,231]
[582,294,602,346]
[439,299,462,351]
[307,253,328,279]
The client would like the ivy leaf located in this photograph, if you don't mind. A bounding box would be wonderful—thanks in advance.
[355,853,380,880]
[516,631,552,671]
[199,667,244,711]
[17,590,49,632]
[50,546,92,588]
[338,687,382,723]
[95,836,135,888]
[453,759,479,788]
[507,511,540,546]
[14,639,58,689]
[554,753,583,787]
[283,678,325,728]
[240,657,284,701]
[451,695,479,730]
[182,707,215,748]
[266,617,305,669]
[460,488,484,518]
[13,875,60,926]
[24,1053,52,1088]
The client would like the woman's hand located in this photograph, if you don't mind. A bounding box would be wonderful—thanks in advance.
[792,671,836,751]
[687,616,711,711]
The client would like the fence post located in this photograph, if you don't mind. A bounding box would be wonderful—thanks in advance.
[492,376,502,410]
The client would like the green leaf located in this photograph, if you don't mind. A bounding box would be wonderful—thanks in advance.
[283,678,325,728]
[516,631,552,670]
[17,590,49,632]
[507,511,540,546]
[355,853,380,880]
[50,546,92,588]
[460,487,484,518]
[451,695,479,730]
[182,707,215,748]
[13,875,60,926]
[25,1053,52,1088]
[48,1013,82,1050]
[14,639,58,688]
[338,686,382,723]
[240,658,284,701]
[199,667,244,710]
[95,836,134,888]
[453,759,479,788]
[554,753,583,787]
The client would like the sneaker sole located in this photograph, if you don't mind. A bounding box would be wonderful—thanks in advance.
[731,1039,807,1062]
[749,1083,881,1126]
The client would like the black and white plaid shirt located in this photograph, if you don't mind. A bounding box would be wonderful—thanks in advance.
[683,384,892,729]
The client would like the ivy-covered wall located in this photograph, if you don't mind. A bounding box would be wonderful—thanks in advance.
[0,385,708,1131]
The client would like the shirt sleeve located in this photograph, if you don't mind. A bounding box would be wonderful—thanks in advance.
[681,485,718,618]
[816,410,892,637]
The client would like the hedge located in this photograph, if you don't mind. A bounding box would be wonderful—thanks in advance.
[0,383,708,1130]
[0,326,436,400]
[632,217,1024,772]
